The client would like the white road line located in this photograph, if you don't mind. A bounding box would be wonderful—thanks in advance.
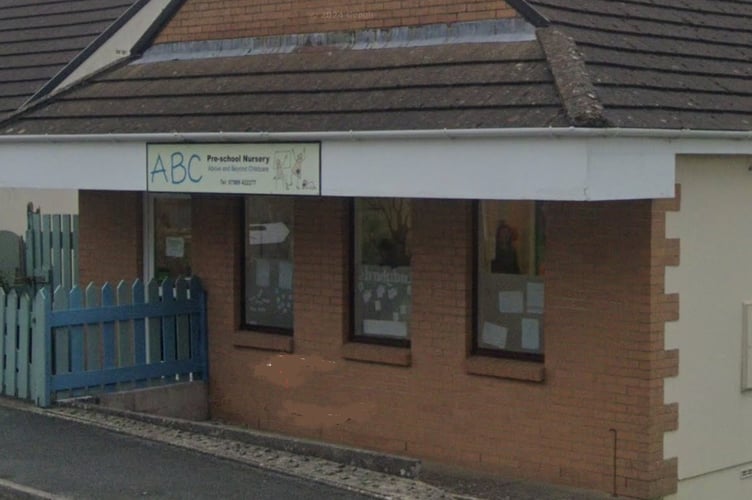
[0,478,69,500]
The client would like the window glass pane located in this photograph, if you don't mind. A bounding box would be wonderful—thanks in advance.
[354,198,412,340]
[477,201,545,357]
[154,196,192,281]
[245,196,294,330]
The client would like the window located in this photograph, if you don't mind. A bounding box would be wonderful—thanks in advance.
[476,201,545,361]
[244,196,294,332]
[352,198,412,344]
[153,195,192,282]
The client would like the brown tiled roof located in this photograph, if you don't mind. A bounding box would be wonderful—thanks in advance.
[0,0,141,118]
[527,0,752,130]
[5,1,751,135]
[2,41,570,134]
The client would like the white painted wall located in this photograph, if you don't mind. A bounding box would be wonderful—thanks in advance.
[664,155,752,500]
[0,188,77,236]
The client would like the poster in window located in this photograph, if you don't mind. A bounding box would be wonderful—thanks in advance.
[354,198,412,339]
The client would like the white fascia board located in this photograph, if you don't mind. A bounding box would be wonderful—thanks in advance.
[57,0,173,90]
[322,136,675,200]
[0,142,145,190]
[0,133,722,199]
[585,137,676,200]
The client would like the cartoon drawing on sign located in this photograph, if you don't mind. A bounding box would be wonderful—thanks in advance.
[273,157,286,190]
[271,148,317,192]
[292,152,304,189]
[272,150,294,190]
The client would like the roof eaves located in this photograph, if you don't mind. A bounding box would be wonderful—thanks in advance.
[0,56,135,132]
[536,27,610,128]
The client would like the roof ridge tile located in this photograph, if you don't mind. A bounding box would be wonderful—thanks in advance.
[536,27,610,127]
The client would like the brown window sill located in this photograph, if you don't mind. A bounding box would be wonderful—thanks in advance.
[465,355,545,382]
[232,331,293,353]
[342,342,411,367]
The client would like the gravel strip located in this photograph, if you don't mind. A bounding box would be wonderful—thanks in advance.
[32,404,462,500]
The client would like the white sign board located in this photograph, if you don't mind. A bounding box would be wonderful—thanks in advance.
[146,143,320,195]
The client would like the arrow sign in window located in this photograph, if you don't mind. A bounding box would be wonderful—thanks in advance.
[249,223,290,245]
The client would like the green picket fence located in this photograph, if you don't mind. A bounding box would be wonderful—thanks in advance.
[0,278,207,407]
[25,212,78,295]
[0,288,33,399]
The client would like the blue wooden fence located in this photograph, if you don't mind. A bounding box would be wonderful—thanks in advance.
[1,277,207,407]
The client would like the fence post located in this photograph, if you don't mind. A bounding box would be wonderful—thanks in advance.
[0,288,5,395]
[61,216,72,292]
[4,289,18,397]
[116,280,134,368]
[53,286,69,376]
[146,279,161,364]
[132,280,146,367]
[85,283,101,371]
[31,288,51,407]
[101,283,116,371]
[69,286,84,375]
[16,293,31,400]
[161,278,176,364]
[176,278,190,363]
[71,216,79,286]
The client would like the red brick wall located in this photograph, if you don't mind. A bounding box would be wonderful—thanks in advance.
[187,195,678,498]
[156,0,519,43]
[78,190,143,286]
[78,191,679,497]
[543,199,678,498]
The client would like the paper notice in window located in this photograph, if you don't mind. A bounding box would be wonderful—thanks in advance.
[255,258,270,287]
[165,237,184,258]
[526,282,544,314]
[521,318,540,350]
[481,322,508,349]
[498,291,524,314]
[278,260,293,290]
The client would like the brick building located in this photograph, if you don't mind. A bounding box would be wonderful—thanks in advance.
[2,1,752,499]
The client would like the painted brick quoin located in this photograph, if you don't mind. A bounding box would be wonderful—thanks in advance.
[79,193,680,498]
[155,0,519,43]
